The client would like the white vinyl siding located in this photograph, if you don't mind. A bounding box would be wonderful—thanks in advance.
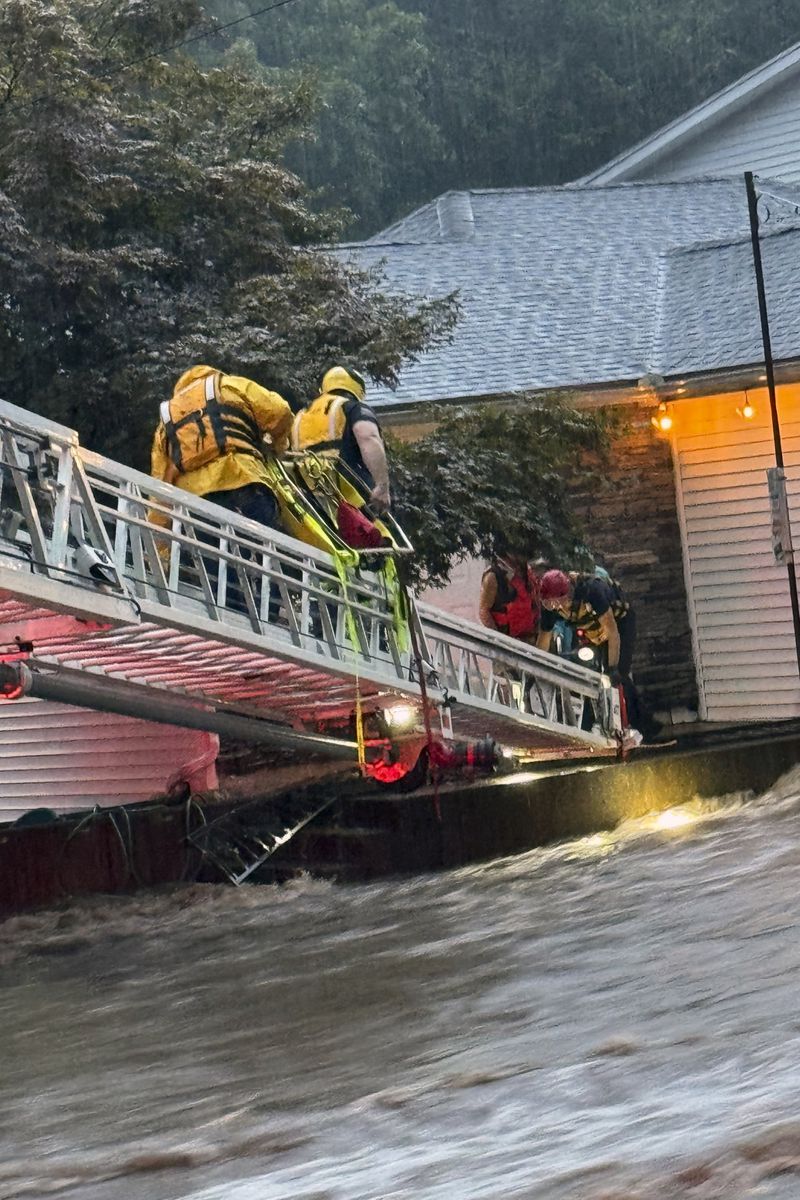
[674,386,800,721]
[0,700,218,823]
[645,75,800,183]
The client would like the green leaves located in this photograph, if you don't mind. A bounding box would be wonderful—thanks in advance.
[389,395,610,587]
[0,0,455,467]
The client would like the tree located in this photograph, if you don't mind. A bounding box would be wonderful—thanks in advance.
[0,0,456,467]
[203,0,800,235]
[205,0,448,236]
[389,396,611,588]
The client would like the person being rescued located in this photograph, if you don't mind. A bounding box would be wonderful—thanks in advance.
[536,568,661,741]
[478,547,540,645]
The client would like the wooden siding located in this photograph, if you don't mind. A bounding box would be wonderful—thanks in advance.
[644,73,800,183]
[673,385,800,721]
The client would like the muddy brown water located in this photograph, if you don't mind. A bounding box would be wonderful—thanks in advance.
[5,767,800,1199]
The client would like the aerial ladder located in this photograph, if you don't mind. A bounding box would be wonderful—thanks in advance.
[0,399,624,821]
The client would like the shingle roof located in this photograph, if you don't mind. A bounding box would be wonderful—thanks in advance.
[343,178,778,408]
[655,221,800,376]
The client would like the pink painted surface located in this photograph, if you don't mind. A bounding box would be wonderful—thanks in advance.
[0,699,219,823]
[420,557,486,625]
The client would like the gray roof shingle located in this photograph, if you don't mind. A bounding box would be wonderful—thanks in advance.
[655,221,800,376]
[342,178,799,408]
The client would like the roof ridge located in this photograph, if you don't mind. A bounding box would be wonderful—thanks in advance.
[365,177,742,244]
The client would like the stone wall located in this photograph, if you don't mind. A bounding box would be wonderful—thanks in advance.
[570,403,698,718]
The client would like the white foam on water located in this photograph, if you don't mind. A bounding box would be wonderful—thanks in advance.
[5,766,800,1198]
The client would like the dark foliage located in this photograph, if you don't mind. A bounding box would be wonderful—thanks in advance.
[206,0,800,235]
[390,396,611,587]
[0,0,456,466]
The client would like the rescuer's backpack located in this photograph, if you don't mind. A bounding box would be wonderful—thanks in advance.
[160,371,263,479]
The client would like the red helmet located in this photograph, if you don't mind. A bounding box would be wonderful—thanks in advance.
[539,569,571,602]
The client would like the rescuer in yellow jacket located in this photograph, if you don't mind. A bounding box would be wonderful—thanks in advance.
[151,365,293,530]
[291,365,391,511]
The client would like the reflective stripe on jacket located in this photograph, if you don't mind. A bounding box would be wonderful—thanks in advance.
[568,575,630,645]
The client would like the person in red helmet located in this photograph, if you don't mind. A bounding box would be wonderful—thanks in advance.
[537,568,661,740]
[478,548,539,644]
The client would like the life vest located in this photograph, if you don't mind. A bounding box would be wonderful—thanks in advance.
[160,371,264,481]
[489,562,538,638]
[291,392,350,459]
[568,574,630,645]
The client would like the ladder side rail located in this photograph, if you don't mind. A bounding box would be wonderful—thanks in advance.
[89,489,403,654]
[76,451,399,627]
[425,628,605,703]
[91,491,395,616]
[416,617,617,736]
[418,604,609,693]
[0,400,80,446]
[0,426,52,573]
[79,447,372,580]
[50,446,76,569]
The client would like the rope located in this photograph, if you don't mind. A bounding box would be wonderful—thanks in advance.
[332,551,366,772]
[404,578,441,820]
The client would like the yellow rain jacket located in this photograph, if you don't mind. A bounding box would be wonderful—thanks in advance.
[150,366,292,497]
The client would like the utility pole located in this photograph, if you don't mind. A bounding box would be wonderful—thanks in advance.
[744,170,800,679]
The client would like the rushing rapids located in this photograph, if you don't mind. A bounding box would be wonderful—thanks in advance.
[4,767,800,1199]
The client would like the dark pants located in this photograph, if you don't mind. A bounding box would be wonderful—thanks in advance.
[204,483,280,530]
[202,484,281,620]
[596,610,656,735]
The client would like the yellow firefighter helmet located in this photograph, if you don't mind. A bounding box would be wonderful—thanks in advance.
[320,365,366,402]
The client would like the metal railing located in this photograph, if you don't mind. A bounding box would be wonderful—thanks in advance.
[0,399,621,752]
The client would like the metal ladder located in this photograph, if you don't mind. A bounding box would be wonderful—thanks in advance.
[0,398,623,760]
[188,789,339,885]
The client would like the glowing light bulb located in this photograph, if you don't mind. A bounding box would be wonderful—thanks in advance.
[384,703,417,730]
[651,402,673,433]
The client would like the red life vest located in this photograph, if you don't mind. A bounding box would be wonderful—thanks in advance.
[489,563,539,638]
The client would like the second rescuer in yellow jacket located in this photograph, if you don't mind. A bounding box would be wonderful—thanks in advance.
[151,365,293,530]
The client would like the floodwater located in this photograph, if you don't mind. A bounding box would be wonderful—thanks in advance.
[5,771,800,1200]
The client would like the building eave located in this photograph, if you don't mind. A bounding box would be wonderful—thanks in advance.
[377,358,800,427]
[575,41,800,186]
